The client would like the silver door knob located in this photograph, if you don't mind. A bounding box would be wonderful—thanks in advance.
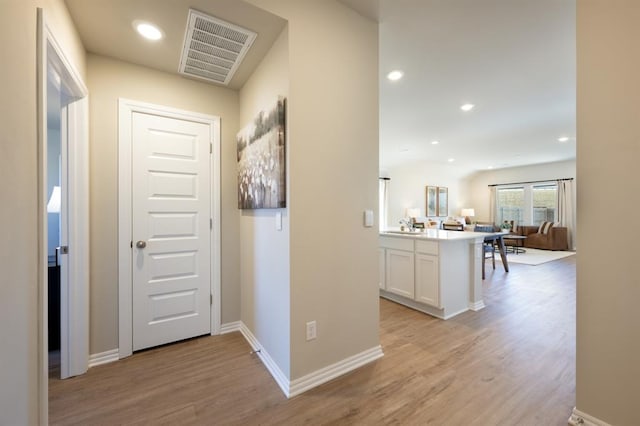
[136,240,147,249]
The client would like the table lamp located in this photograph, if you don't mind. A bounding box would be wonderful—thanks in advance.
[406,207,420,221]
[461,208,475,224]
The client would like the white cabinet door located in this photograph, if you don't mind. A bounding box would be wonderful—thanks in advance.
[386,249,415,298]
[415,253,440,307]
[379,248,386,289]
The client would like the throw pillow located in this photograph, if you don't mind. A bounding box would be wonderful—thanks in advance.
[538,221,553,234]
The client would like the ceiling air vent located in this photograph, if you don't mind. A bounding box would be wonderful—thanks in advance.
[179,9,257,86]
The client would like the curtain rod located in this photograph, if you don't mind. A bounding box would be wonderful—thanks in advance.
[488,177,573,187]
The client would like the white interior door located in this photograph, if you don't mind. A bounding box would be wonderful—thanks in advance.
[132,112,211,351]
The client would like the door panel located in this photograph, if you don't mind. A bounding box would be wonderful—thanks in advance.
[132,112,211,351]
[415,253,440,307]
[386,249,414,299]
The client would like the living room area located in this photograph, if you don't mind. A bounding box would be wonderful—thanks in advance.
[381,158,576,261]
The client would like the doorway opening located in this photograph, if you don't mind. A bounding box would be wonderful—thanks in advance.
[37,8,90,423]
[46,67,63,375]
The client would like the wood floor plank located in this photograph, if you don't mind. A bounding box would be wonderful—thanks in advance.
[50,256,575,425]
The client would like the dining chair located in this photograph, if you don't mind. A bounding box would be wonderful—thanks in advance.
[474,225,496,279]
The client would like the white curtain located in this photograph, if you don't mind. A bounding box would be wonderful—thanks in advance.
[557,179,575,250]
[379,178,389,231]
[489,186,496,224]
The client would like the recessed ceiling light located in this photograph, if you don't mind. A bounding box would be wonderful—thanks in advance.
[487,166,494,169]
[558,136,570,142]
[133,20,164,41]
[431,140,439,145]
[448,158,455,163]
[460,103,475,112]
[387,70,404,81]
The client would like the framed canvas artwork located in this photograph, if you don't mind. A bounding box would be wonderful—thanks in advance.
[237,97,286,209]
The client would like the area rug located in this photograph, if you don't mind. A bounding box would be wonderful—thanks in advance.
[505,248,575,266]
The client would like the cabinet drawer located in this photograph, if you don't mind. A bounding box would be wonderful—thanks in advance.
[415,240,439,255]
[379,236,414,251]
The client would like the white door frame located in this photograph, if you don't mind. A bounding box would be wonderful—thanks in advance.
[37,8,90,424]
[118,99,221,358]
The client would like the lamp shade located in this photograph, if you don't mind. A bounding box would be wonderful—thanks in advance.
[461,208,475,217]
[406,208,421,218]
[47,186,61,213]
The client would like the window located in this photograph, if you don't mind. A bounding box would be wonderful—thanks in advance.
[496,187,524,224]
[379,178,389,231]
[494,182,558,226]
[532,185,557,226]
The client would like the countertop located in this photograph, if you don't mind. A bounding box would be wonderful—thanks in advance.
[380,228,489,241]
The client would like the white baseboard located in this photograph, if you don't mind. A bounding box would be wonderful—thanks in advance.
[239,322,290,396]
[220,321,242,334]
[568,407,612,426]
[237,321,384,399]
[288,345,384,398]
[468,300,486,311]
[89,348,119,368]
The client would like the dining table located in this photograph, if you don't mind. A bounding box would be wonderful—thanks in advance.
[481,232,510,272]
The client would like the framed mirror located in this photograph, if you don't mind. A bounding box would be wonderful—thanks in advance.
[426,186,448,217]
[426,186,437,216]
[438,187,448,217]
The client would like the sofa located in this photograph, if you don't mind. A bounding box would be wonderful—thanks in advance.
[518,223,569,251]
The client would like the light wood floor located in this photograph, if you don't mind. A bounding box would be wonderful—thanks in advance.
[50,255,576,425]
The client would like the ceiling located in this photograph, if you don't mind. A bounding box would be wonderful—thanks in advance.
[64,0,287,90]
[65,0,575,175]
[340,0,576,174]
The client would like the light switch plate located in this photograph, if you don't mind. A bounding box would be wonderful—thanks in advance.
[276,212,282,231]
[364,210,374,227]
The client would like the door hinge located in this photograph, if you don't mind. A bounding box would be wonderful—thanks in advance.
[130,240,133,248]
[210,143,212,154]
[210,218,213,229]
[210,294,213,305]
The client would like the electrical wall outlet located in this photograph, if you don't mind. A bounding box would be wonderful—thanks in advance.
[306,321,317,341]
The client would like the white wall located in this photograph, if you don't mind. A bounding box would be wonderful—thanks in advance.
[86,54,240,354]
[386,160,472,227]
[464,159,576,223]
[576,2,640,424]
[247,0,380,381]
[239,27,291,376]
[0,0,85,423]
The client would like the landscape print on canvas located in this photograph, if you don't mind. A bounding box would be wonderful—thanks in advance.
[237,97,286,209]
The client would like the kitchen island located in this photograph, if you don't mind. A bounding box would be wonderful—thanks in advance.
[379,229,487,319]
